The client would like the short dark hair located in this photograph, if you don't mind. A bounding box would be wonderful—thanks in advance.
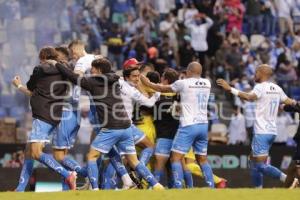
[92,58,112,74]
[162,68,179,84]
[146,71,160,83]
[39,46,58,60]
[139,63,154,73]
[123,67,139,79]
[55,46,70,58]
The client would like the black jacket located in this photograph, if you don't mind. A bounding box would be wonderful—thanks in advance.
[27,63,67,125]
[55,63,131,129]
[284,104,300,142]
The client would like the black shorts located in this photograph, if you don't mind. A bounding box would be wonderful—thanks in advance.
[293,142,300,167]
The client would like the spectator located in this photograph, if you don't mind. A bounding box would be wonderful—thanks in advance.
[274,0,295,38]
[262,0,276,37]
[224,0,245,33]
[178,35,196,68]
[106,23,124,69]
[185,13,213,69]
[225,42,243,79]
[228,106,247,145]
[245,0,263,36]
[275,107,294,145]
[242,85,256,143]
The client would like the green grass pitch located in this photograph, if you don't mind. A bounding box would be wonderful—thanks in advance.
[0,189,299,200]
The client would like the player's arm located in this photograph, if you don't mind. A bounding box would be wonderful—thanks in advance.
[26,66,43,92]
[216,79,258,101]
[132,88,160,107]
[12,76,32,96]
[140,74,174,93]
[47,60,93,92]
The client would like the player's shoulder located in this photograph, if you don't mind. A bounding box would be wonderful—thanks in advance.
[77,54,95,63]
[200,78,211,86]
[263,81,282,91]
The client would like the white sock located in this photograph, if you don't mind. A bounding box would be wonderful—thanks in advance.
[280,173,287,183]
[121,174,134,186]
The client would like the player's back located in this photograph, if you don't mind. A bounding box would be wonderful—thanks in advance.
[172,77,211,127]
[252,82,288,135]
[74,54,96,74]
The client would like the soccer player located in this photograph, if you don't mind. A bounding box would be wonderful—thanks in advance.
[121,58,159,165]
[140,61,215,188]
[283,104,300,188]
[13,46,88,191]
[49,57,164,190]
[13,47,77,191]
[216,64,299,188]
[68,40,135,189]
[152,68,181,185]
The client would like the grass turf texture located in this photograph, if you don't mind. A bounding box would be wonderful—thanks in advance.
[0,189,299,200]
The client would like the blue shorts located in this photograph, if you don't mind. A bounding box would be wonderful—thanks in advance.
[131,125,145,144]
[52,110,80,149]
[251,134,276,157]
[28,119,56,143]
[155,138,173,157]
[91,126,136,155]
[89,104,101,133]
[171,123,208,155]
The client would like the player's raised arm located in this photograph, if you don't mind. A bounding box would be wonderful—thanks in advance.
[216,78,258,102]
[140,74,174,93]
[12,76,32,96]
[46,60,93,92]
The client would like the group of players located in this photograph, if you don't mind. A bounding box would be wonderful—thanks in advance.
[10,39,300,191]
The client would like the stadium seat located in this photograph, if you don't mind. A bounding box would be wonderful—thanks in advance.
[9,106,25,122]
[211,123,228,137]
[290,86,300,100]
[0,107,7,118]
[0,94,16,108]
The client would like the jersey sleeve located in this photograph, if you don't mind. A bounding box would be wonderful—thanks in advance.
[131,87,160,107]
[171,80,184,93]
[74,57,89,73]
[279,87,288,102]
[251,84,263,99]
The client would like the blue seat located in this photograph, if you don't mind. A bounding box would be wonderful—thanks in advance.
[290,86,300,101]
[9,106,25,122]
[0,94,16,108]
[0,107,7,118]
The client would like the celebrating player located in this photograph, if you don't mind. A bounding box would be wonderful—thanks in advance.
[141,61,215,188]
[216,64,299,188]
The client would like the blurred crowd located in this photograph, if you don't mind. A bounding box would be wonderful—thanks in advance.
[0,0,300,146]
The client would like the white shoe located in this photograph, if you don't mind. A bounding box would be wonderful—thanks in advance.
[77,177,90,190]
[122,183,137,190]
[289,178,299,189]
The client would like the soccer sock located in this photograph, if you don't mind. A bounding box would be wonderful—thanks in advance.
[87,161,99,189]
[103,163,118,189]
[171,161,184,188]
[16,159,34,192]
[183,170,193,188]
[139,147,154,165]
[200,162,215,188]
[62,157,88,177]
[250,161,263,188]
[186,163,222,184]
[107,148,133,186]
[255,162,285,182]
[135,162,158,187]
[96,156,103,169]
[153,170,164,183]
[61,177,70,191]
[38,153,70,178]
